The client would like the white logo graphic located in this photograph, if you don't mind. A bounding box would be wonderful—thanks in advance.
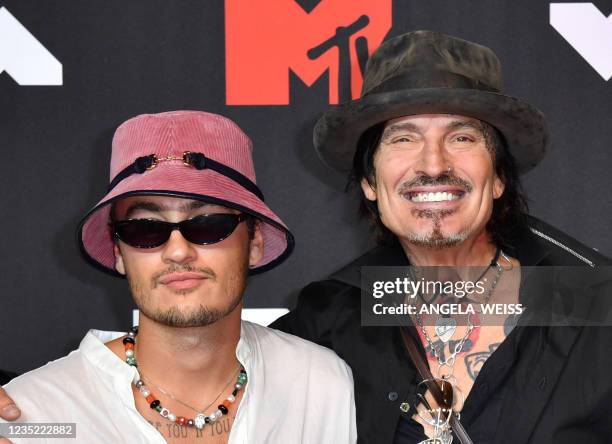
[550,3,612,80]
[0,7,62,85]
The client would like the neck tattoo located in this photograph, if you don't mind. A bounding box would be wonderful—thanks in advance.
[123,326,247,430]
[414,248,510,376]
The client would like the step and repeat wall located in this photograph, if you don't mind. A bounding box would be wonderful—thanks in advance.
[1,0,611,373]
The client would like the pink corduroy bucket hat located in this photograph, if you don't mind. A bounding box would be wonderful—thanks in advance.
[77,111,294,276]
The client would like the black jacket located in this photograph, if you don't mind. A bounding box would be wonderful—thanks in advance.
[0,370,16,386]
[272,217,612,444]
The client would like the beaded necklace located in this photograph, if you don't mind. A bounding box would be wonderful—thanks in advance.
[123,326,247,430]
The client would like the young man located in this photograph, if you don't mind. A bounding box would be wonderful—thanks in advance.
[272,31,612,443]
[0,111,356,443]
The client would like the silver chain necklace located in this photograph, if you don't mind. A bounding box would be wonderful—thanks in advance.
[413,250,509,376]
[139,365,241,415]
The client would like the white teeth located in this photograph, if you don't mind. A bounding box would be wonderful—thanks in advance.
[410,191,459,203]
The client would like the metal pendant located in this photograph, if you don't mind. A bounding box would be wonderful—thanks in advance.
[436,424,454,444]
[434,317,456,343]
[418,426,453,444]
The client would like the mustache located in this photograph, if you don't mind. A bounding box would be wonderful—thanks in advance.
[398,173,473,194]
[151,264,216,288]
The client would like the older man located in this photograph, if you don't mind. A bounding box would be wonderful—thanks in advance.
[0,111,356,443]
[271,31,612,443]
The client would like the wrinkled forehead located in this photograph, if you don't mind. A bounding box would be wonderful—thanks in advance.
[113,195,233,219]
[382,113,485,136]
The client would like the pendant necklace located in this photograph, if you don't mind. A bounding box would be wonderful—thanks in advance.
[123,326,247,430]
[140,365,241,417]
[410,249,511,444]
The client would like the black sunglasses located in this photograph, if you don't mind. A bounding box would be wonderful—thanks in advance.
[112,213,248,249]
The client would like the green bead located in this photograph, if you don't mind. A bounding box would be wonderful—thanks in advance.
[155,405,162,413]
[126,357,137,366]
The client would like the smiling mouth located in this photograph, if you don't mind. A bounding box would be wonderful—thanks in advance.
[405,190,466,203]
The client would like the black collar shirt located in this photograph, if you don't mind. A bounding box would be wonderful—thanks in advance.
[272,216,612,444]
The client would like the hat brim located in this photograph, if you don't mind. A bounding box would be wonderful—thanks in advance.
[77,163,294,277]
[313,88,548,174]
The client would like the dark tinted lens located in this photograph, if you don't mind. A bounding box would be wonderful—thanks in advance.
[115,219,172,248]
[435,379,454,410]
[181,214,240,245]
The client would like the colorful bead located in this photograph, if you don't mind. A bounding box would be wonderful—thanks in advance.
[126,325,248,430]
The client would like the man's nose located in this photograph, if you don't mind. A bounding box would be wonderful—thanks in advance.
[161,229,198,265]
[414,139,451,178]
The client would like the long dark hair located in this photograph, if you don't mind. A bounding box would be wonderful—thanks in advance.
[348,120,529,255]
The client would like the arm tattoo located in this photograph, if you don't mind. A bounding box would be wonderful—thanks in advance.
[464,343,500,380]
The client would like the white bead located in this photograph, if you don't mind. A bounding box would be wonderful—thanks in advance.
[227,394,236,403]
[209,412,217,422]
[194,414,206,429]
[140,388,150,397]
[235,383,242,390]
[215,409,222,418]
[125,349,134,358]
[159,408,169,418]
[168,413,176,422]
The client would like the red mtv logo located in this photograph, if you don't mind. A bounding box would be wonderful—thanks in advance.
[225,0,392,105]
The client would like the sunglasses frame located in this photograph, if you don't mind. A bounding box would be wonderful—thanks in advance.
[112,212,248,249]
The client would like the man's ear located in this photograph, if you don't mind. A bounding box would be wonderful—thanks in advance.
[248,221,264,268]
[114,243,126,276]
[493,173,505,199]
[360,178,377,201]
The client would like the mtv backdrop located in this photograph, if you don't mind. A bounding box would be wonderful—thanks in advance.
[0,0,611,373]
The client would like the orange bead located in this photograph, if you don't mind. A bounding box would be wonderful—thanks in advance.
[177,416,187,426]
[145,395,155,404]
[125,343,134,350]
[222,400,231,409]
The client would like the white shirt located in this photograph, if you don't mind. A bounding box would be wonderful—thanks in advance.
[1,321,357,443]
